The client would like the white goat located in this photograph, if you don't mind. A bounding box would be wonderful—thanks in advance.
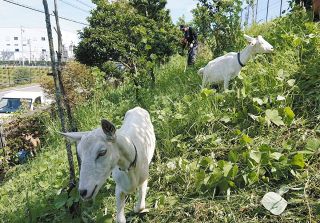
[61,107,156,223]
[198,34,274,90]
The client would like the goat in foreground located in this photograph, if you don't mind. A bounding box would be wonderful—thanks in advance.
[198,34,274,90]
[61,107,156,223]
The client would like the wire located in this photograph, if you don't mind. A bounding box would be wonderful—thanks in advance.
[59,0,90,14]
[2,0,89,26]
[74,0,93,9]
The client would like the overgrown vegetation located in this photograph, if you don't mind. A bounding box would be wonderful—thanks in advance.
[0,66,49,88]
[75,0,179,86]
[0,7,319,223]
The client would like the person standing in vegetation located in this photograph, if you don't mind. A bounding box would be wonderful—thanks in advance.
[180,25,198,66]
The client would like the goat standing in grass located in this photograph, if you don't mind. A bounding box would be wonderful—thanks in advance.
[198,34,274,90]
[61,107,156,223]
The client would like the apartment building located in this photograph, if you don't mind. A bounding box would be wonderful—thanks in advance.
[0,27,78,63]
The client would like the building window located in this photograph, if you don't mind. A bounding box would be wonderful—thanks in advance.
[14,37,18,40]
[42,49,46,52]
[23,44,27,46]
[41,37,46,41]
[14,44,18,46]
[6,44,10,46]
[15,49,19,52]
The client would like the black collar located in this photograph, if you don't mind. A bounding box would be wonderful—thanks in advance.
[128,143,137,170]
[119,142,137,172]
[237,52,245,67]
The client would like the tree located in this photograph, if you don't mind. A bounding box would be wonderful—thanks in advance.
[192,0,243,57]
[75,0,179,86]
[293,0,312,10]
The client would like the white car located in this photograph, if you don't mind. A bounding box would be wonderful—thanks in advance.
[0,90,51,118]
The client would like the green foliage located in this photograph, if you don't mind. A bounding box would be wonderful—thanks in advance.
[0,110,50,173]
[0,67,49,88]
[75,0,179,84]
[1,9,320,223]
[192,0,243,56]
[12,67,32,84]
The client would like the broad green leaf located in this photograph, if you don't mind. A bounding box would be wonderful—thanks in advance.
[287,79,296,86]
[293,37,302,47]
[39,181,50,189]
[220,116,231,123]
[305,138,320,152]
[145,44,152,50]
[207,169,223,186]
[284,107,295,120]
[195,170,206,189]
[223,162,233,177]
[241,134,253,144]
[270,152,283,160]
[229,165,239,179]
[201,88,215,98]
[249,150,261,163]
[290,153,305,168]
[54,194,68,209]
[248,172,259,185]
[276,95,286,101]
[228,150,239,163]
[253,97,263,105]
[265,109,285,126]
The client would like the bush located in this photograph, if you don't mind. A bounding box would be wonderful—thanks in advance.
[0,110,50,173]
[40,61,96,107]
[13,67,32,84]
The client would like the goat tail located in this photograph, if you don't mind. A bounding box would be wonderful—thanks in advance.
[198,67,204,77]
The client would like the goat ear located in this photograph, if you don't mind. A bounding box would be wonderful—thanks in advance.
[101,119,116,140]
[244,34,255,42]
[60,132,88,142]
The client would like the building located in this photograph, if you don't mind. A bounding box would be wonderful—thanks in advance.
[0,27,79,64]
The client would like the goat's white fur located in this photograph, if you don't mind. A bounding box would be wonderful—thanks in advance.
[61,107,156,223]
[198,34,274,90]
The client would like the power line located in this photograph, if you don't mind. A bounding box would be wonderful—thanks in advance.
[2,0,89,26]
[74,0,93,9]
[59,0,90,14]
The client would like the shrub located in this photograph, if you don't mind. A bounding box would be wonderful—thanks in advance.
[40,61,95,107]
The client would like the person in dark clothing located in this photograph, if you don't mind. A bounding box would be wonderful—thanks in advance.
[180,25,198,66]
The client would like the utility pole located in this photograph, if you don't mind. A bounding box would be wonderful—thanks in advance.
[27,39,31,65]
[280,0,283,17]
[20,26,25,66]
[42,0,76,189]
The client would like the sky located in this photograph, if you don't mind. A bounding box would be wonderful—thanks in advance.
[0,0,291,34]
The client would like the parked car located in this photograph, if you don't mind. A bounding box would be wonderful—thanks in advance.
[0,90,51,119]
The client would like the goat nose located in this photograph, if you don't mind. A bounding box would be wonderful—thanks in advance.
[79,189,87,197]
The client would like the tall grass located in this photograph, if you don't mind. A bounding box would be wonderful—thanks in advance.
[0,10,319,222]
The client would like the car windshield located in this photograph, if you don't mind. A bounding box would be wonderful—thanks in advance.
[0,98,32,113]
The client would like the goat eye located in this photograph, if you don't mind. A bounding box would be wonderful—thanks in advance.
[97,150,107,159]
